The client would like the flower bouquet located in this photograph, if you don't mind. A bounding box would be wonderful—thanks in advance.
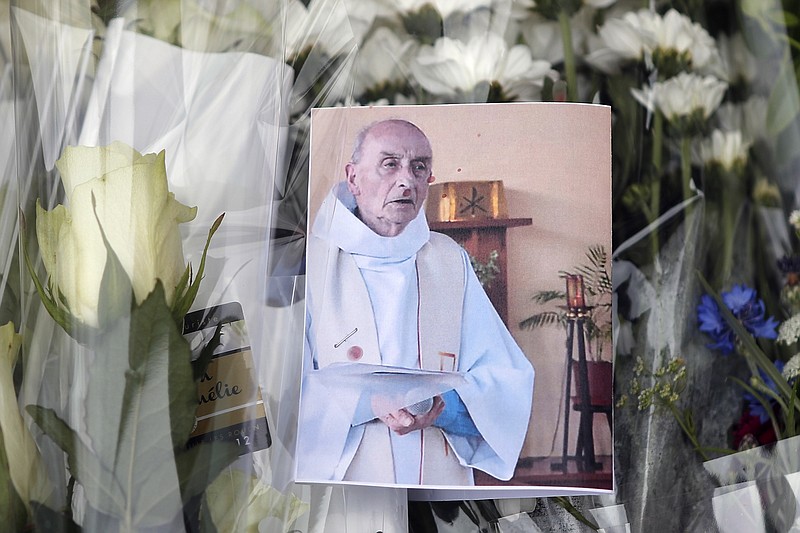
[21,142,229,530]
[5,0,800,531]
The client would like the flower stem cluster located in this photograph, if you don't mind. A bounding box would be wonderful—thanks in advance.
[617,356,687,412]
[618,355,714,460]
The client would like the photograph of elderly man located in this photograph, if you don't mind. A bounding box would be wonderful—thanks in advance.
[297,116,535,487]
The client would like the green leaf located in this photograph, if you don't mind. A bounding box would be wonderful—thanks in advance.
[784,11,799,27]
[110,283,194,528]
[31,282,217,530]
[519,311,566,330]
[553,497,599,530]
[83,310,135,478]
[25,405,124,515]
[21,208,75,337]
[531,290,566,304]
[175,442,239,503]
[170,263,193,317]
[172,214,224,322]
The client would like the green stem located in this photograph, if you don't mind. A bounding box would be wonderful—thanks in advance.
[553,497,599,531]
[717,180,735,286]
[649,112,664,266]
[558,10,577,102]
[680,135,693,203]
[667,404,710,461]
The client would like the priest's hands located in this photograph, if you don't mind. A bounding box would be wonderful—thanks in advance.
[379,396,445,435]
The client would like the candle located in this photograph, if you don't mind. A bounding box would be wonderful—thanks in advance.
[566,275,586,309]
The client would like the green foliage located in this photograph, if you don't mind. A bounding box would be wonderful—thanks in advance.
[172,213,225,323]
[520,244,612,359]
[25,214,236,529]
[28,285,239,529]
[569,244,612,299]
[531,290,565,305]
[21,209,84,342]
[519,310,566,331]
[468,250,500,289]
[617,356,687,412]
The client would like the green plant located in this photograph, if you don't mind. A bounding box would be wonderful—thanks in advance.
[519,245,612,360]
[468,250,500,289]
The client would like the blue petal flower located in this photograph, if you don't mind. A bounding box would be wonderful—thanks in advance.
[722,284,757,314]
[749,316,780,340]
[698,295,728,335]
[697,284,779,355]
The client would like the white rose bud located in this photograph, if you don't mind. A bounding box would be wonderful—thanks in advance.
[36,142,196,328]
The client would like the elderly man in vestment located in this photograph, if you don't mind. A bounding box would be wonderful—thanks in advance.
[297,119,534,486]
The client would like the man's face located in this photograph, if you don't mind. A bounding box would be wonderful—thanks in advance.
[346,121,432,237]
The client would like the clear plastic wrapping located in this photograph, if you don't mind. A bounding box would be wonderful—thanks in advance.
[5,0,800,532]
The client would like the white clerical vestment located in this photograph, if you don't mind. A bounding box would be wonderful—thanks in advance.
[297,183,534,486]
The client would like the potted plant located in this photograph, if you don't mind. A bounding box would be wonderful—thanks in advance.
[520,244,613,404]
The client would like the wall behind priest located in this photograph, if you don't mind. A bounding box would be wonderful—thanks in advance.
[309,103,612,461]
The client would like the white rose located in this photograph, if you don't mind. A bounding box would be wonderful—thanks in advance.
[36,142,196,328]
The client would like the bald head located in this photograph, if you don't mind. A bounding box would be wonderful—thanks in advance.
[345,120,434,237]
[350,120,430,164]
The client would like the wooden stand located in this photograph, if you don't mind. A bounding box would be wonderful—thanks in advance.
[429,217,531,325]
[551,311,602,473]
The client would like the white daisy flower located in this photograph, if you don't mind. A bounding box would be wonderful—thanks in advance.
[700,129,750,172]
[631,72,727,125]
[410,33,553,101]
[589,8,720,76]
[353,27,417,99]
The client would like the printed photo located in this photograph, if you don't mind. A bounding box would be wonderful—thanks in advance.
[296,103,612,497]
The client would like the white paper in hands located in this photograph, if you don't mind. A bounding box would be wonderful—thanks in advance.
[305,362,467,426]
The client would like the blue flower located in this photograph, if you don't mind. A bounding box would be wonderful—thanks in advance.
[744,360,785,423]
[697,284,779,355]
